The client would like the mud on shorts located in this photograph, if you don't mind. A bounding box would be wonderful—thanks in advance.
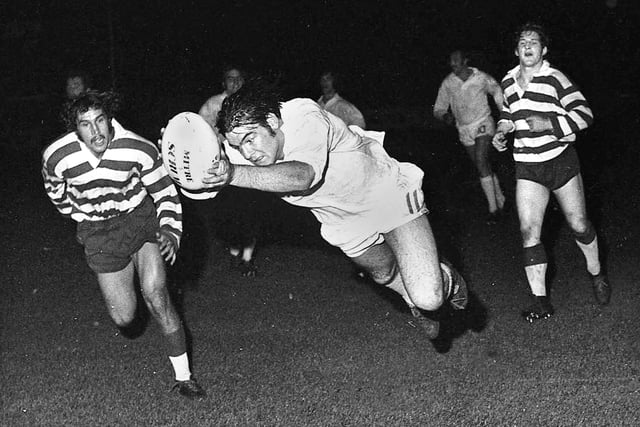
[457,115,495,147]
[76,197,159,274]
[515,145,581,191]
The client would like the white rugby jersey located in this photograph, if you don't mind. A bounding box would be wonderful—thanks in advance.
[433,67,503,127]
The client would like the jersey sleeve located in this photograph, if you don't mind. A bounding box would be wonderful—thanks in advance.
[498,77,514,125]
[139,143,183,246]
[484,73,504,111]
[433,81,450,119]
[549,71,593,139]
[41,144,73,217]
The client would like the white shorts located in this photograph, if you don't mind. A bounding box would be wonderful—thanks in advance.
[457,115,495,147]
[320,162,429,258]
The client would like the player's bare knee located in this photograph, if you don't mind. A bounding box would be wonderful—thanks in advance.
[412,289,445,312]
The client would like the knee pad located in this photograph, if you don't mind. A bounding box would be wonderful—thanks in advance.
[573,221,596,245]
[523,243,547,266]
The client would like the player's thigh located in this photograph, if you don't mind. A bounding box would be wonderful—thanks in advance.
[384,214,442,293]
[133,241,167,296]
[516,179,550,243]
[474,135,493,176]
[553,174,589,231]
[96,262,137,323]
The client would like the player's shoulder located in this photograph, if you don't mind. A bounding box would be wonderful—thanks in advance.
[474,68,498,81]
[283,98,325,116]
[287,98,317,107]
[111,120,159,156]
[545,65,570,82]
[42,131,80,163]
[443,73,458,85]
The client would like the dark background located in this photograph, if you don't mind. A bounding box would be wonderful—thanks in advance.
[2,0,638,141]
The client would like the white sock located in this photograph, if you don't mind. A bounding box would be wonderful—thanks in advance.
[169,353,191,381]
[576,236,601,276]
[241,239,257,262]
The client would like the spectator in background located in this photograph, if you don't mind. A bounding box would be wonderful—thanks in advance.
[191,65,262,276]
[318,71,366,128]
[65,69,93,100]
[434,50,506,224]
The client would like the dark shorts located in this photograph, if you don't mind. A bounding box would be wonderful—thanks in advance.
[76,197,159,274]
[515,145,581,191]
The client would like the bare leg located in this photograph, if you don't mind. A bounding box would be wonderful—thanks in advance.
[516,179,550,296]
[353,215,445,312]
[553,174,601,275]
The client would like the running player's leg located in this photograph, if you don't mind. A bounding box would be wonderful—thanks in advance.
[553,174,600,274]
[517,179,553,320]
[476,134,505,211]
[134,242,181,336]
[96,262,137,327]
[134,242,204,397]
[351,232,441,339]
[383,214,445,311]
[554,174,610,304]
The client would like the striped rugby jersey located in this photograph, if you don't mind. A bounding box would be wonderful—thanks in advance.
[42,119,182,244]
[499,60,593,163]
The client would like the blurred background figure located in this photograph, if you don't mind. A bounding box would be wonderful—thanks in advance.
[433,50,506,224]
[199,66,245,129]
[190,65,262,277]
[318,71,366,129]
[64,69,93,100]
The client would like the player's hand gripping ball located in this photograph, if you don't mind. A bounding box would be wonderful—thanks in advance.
[160,112,221,191]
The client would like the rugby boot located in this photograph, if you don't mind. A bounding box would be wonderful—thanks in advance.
[522,295,554,323]
[172,378,206,400]
[410,307,440,339]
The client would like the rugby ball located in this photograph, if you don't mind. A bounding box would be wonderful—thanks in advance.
[160,112,221,191]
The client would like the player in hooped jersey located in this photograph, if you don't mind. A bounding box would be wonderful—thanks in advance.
[492,23,611,321]
[42,91,205,399]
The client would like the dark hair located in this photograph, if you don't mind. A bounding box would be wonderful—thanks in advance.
[515,22,550,49]
[320,71,340,92]
[216,80,282,135]
[61,90,121,131]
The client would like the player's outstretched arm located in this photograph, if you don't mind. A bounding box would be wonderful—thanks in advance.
[203,159,315,194]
